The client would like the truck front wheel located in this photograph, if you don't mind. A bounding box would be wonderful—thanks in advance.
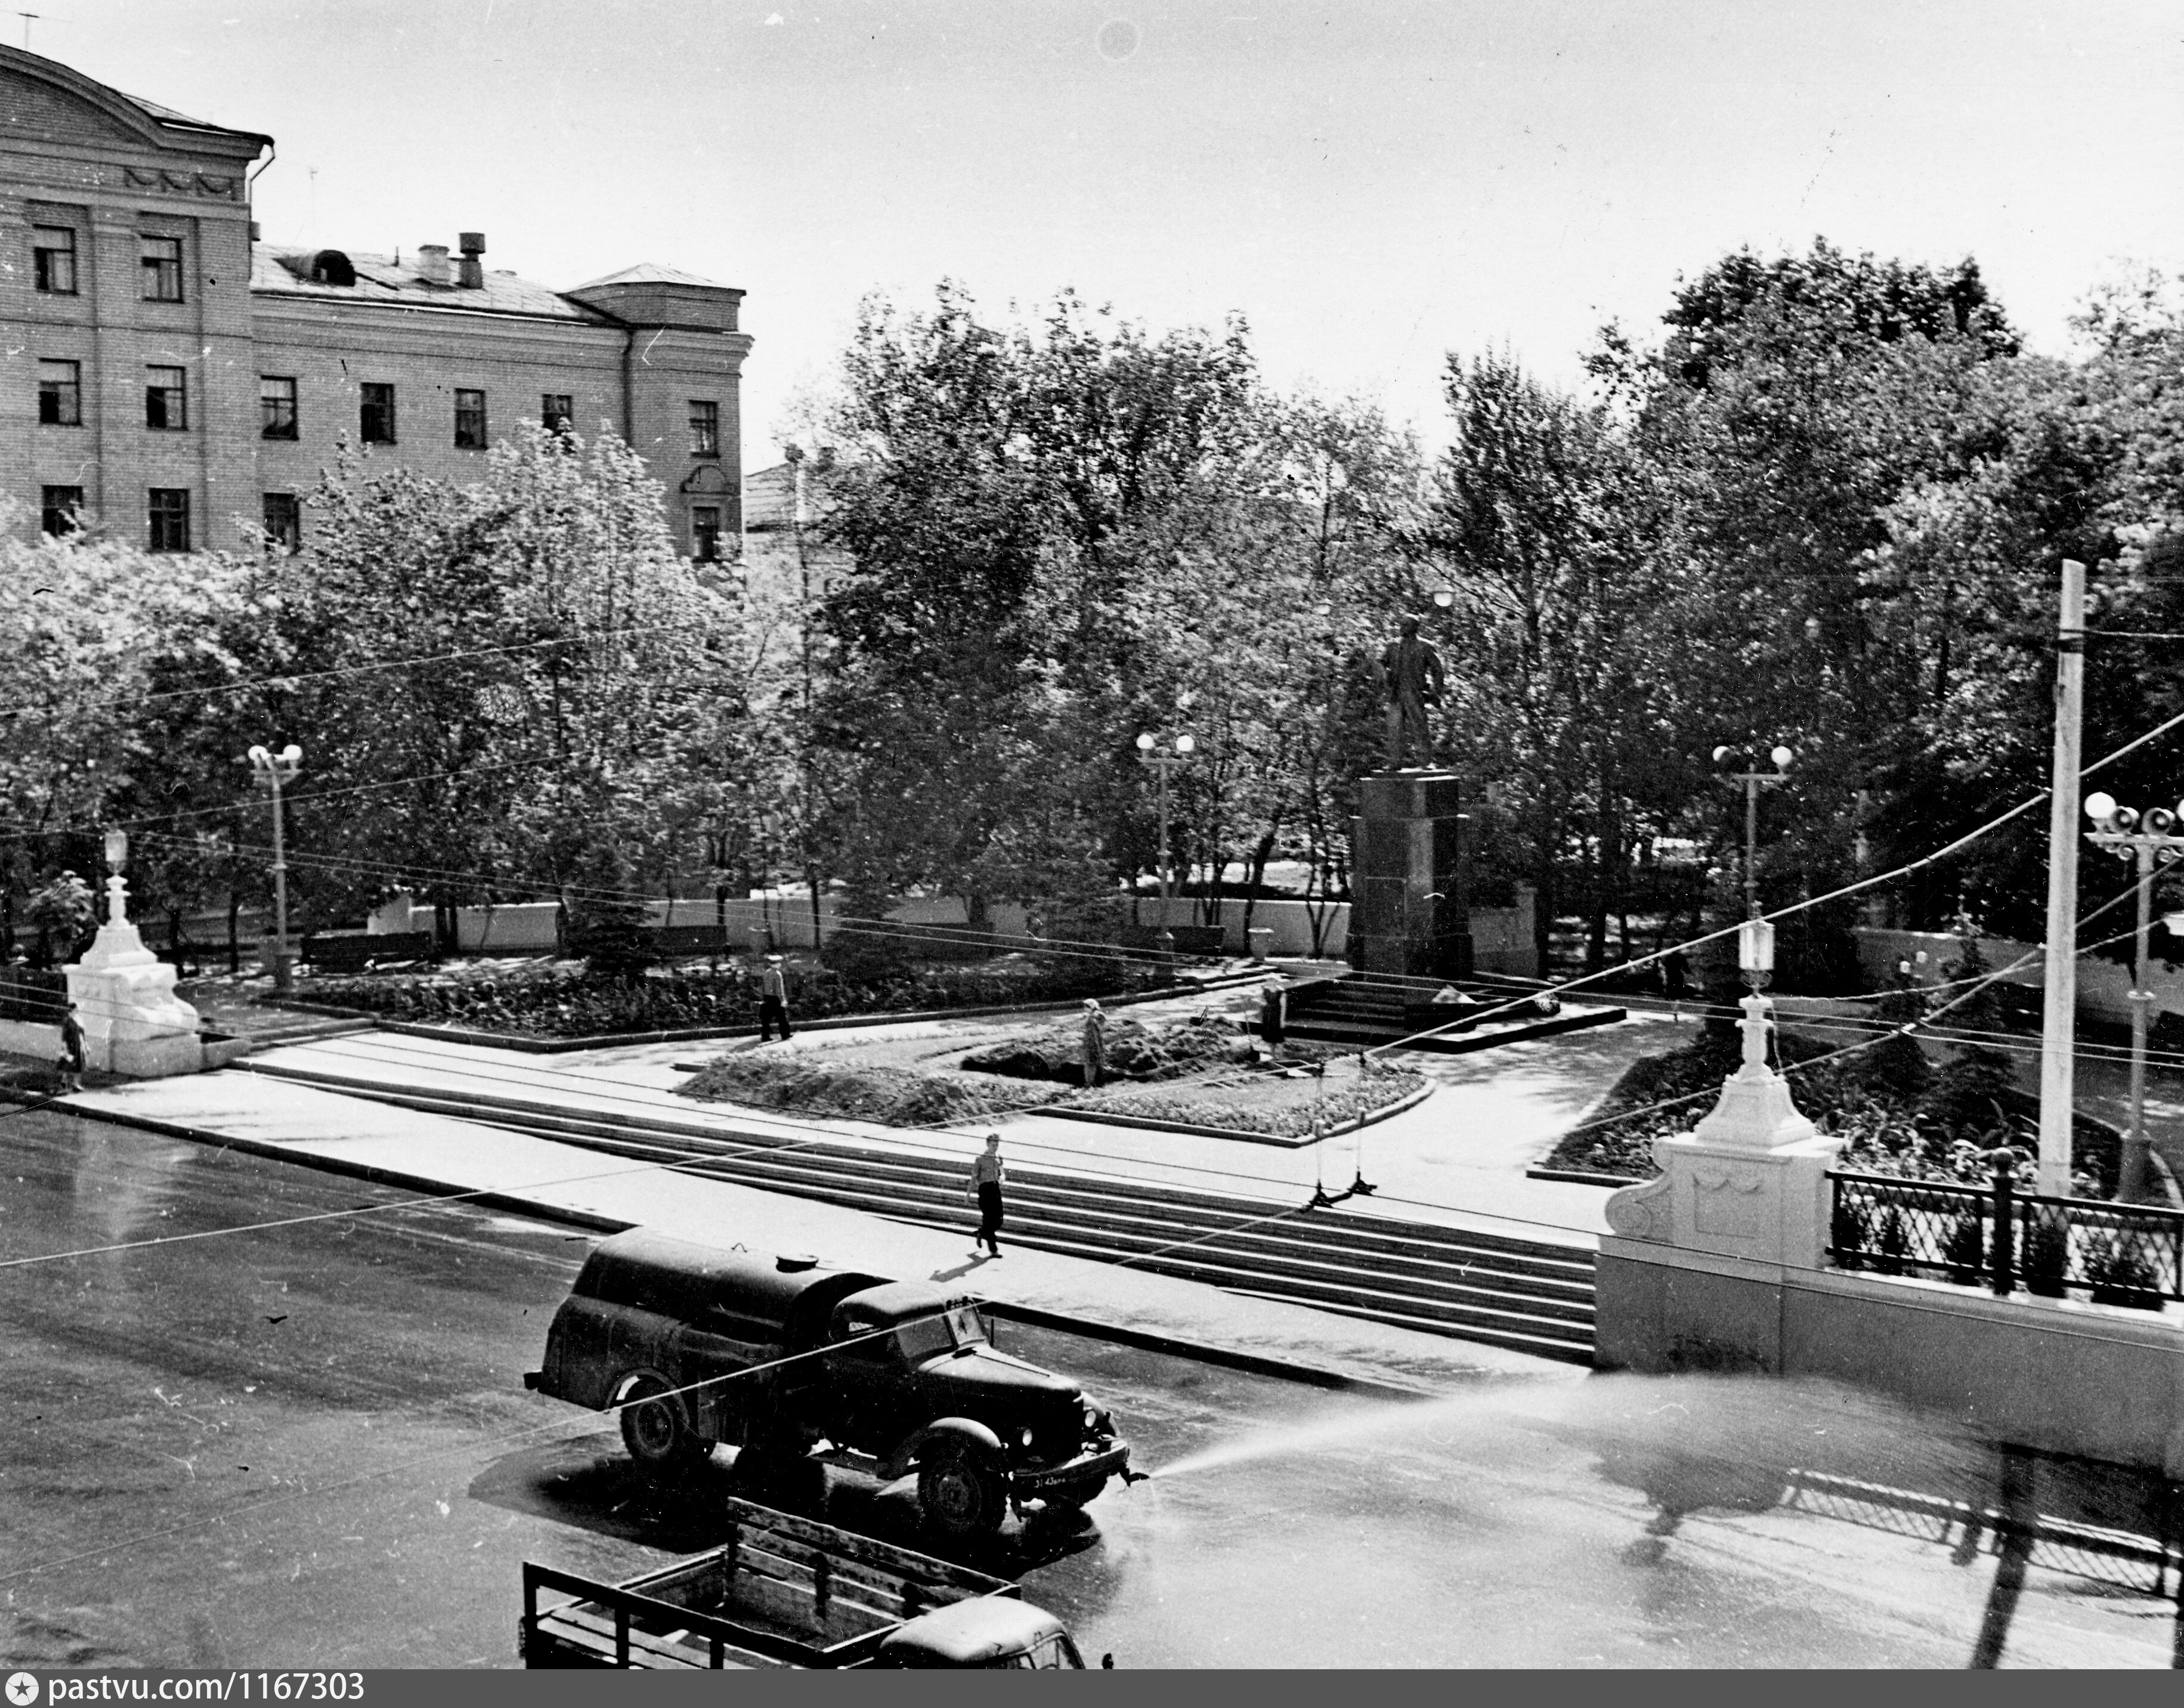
[617,1375,710,1475]
[918,1446,1006,1539]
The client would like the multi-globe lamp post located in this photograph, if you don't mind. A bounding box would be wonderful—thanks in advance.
[1713,743,1796,923]
[2080,790,2184,1202]
[247,742,303,994]
[1136,731,1194,948]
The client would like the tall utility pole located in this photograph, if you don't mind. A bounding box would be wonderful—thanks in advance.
[2036,559,2086,1198]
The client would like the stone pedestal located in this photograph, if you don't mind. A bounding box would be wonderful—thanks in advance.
[64,874,204,1077]
[1347,770,1470,980]
[1604,995,1842,1267]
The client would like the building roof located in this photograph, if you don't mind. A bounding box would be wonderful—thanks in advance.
[114,86,266,141]
[569,261,740,293]
[249,244,617,323]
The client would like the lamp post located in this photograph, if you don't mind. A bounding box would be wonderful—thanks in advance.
[1713,743,1795,923]
[103,828,128,923]
[2081,791,2184,1202]
[247,742,302,992]
[1136,731,1195,945]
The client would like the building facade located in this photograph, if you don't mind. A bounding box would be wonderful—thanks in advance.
[2,47,750,559]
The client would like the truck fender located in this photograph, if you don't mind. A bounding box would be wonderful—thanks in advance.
[881,1416,1002,1482]
[609,1367,683,1422]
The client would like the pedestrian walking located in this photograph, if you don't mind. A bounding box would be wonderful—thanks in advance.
[758,953,794,1042]
[57,997,85,1091]
[1662,949,1690,1023]
[967,1133,1006,1257]
[1079,998,1107,1089]
[1260,976,1288,1049]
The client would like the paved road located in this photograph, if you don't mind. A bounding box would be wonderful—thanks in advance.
[1,1109,2175,1669]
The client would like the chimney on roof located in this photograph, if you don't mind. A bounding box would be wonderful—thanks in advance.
[417,243,452,286]
[457,231,485,289]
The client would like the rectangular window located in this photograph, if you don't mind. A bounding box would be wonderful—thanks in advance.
[360,382,397,444]
[146,364,188,431]
[689,399,719,457]
[41,486,85,536]
[260,376,298,440]
[148,488,191,553]
[261,493,301,553]
[540,392,573,433]
[140,234,184,302]
[454,388,487,449]
[33,225,78,295]
[691,506,722,563]
[36,358,81,426]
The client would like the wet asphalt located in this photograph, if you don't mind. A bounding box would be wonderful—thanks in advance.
[0,1107,2177,1669]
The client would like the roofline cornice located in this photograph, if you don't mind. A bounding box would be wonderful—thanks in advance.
[0,44,273,158]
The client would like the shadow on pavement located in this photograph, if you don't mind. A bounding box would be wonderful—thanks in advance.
[468,1435,1108,1581]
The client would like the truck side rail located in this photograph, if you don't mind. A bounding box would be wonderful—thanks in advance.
[521,1561,822,1669]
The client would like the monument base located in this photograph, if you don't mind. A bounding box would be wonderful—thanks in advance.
[1347,769,1471,981]
[65,889,205,1078]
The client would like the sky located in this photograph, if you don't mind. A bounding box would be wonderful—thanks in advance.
[29,0,2184,462]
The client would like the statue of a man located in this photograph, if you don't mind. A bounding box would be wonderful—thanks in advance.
[1377,615,1447,768]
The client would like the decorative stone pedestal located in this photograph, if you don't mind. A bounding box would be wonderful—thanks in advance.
[1605,994,1843,1266]
[1348,770,1470,980]
[64,872,204,1077]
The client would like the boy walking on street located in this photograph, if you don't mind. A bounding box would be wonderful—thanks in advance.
[967,1133,1006,1257]
[758,954,794,1042]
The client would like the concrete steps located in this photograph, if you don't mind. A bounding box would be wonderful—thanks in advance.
[1283,974,1625,1055]
[240,1055,1599,1364]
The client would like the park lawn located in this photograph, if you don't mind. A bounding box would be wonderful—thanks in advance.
[676,1012,1426,1139]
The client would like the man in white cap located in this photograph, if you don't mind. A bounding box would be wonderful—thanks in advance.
[759,954,793,1042]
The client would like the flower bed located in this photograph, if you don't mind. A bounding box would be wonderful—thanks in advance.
[678,1054,1066,1127]
[1549,1025,2120,1196]
[1079,1065,1427,1139]
[307,952,1168,1041]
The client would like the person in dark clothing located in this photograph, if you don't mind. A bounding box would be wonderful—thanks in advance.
[1661,950,1690,1023]
[1260,977,1288,1049]
[57,998,85,1091]
[758,954,793,1042]
[967,1133,1006,1257]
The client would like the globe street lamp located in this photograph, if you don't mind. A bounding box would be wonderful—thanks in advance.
[247,742,303,992]
[2082,791,2184,1202]
[1136,731,1195,945]
[1714,743,1795,923]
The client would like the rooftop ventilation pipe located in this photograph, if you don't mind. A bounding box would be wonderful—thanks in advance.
[417,244,452,286]
[457,231,485,289]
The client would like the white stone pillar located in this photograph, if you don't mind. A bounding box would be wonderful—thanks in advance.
[1604,995,1843,1267]
[64,872,205,1077]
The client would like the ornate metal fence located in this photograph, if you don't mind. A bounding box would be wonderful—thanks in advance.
[1829,1161,2184,1309]
[0,966,66,1023]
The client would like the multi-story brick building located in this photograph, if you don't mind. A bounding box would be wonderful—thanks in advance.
[2,45,750,558]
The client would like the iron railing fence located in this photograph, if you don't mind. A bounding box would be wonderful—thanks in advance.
[1829,1163,2184,1307]
[0,967,66,1023]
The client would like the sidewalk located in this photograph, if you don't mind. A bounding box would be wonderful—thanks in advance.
[57,1066,1583,1400]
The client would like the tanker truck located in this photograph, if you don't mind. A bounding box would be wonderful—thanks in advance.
[525,1229,1131,1537]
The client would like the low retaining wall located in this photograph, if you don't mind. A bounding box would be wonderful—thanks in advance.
[0,1017,58,1062]
[1853,926,2170,1028]
[1596,1239,2184,1477]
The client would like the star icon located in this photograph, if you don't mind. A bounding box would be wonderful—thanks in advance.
[7,1672,41,1707]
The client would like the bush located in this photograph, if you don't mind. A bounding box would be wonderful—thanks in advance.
[310,951,1168,1039]
[678,1053,1065,1125]
[960,1014,1249,1084]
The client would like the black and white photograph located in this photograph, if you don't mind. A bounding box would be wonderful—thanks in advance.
[3,0,2183,1674]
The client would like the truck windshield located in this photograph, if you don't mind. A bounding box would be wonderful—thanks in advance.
[898,1306,988,1362]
